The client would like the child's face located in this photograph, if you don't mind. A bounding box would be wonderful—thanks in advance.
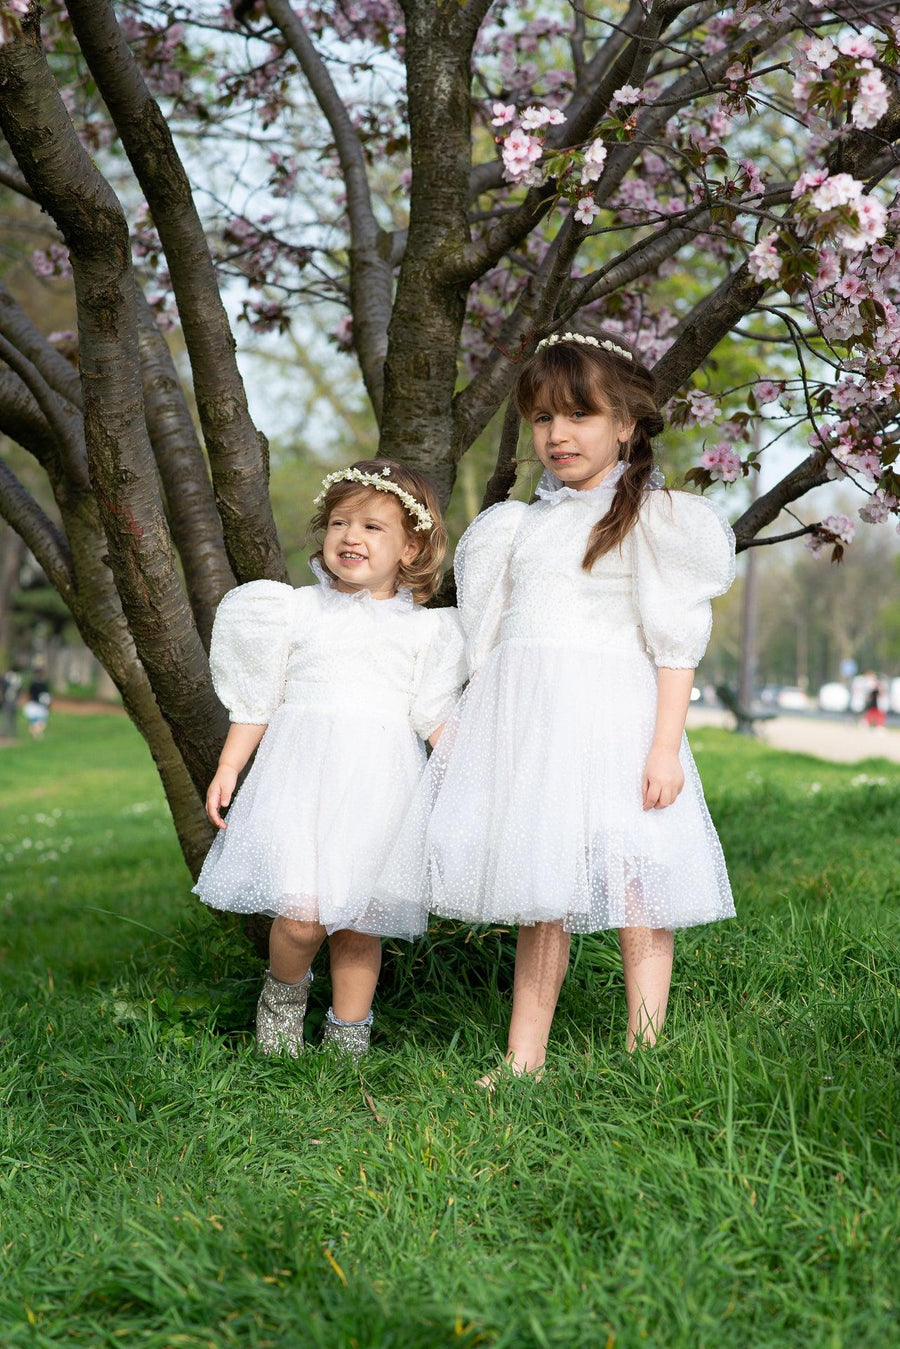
[530,401,633,492]
[323,490,420,598]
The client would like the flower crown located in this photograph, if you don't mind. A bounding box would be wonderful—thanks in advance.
[536,332,633,362]
[313,466,434,532]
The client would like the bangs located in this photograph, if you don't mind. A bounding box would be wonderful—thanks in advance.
[514,346,610,418]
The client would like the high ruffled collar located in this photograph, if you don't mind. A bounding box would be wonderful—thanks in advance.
[535,460,664,505]
[309,557,415,610]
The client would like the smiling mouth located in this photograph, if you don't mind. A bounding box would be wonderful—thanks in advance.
[550,452,579,462]
[338,551,367,562]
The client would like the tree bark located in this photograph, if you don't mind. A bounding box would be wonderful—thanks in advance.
[379,1,491,503]
[64,0,286,586]
[134,287,235,648]
[0,23,228,796]
[264,0,393,422]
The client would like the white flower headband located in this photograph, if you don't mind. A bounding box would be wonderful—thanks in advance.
[313,465,434,532]
[536,332,633,362]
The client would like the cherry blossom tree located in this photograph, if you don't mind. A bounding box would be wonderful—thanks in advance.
[0,0,898,875]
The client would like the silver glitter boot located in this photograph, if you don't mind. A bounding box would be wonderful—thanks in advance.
[255,968,313,1057]
[321,1006,372,1060]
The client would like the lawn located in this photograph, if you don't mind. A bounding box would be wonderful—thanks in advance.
[1,715,898,1348]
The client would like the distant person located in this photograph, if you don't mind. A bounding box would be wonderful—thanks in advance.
[193,461,465,1060]
[23,666,52,740]
[863,676,886,729]
[1,669,22,738]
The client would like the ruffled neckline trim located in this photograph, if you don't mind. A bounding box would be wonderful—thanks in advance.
[309,558,415,611]
[535,461,664,505]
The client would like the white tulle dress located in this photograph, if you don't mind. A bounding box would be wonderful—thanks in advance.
[376,465,737,933]
[193,562,466,939]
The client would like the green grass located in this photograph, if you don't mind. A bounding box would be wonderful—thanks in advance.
[1,715,899,1348]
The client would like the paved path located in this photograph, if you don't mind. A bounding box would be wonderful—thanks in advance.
[687,707,900,764]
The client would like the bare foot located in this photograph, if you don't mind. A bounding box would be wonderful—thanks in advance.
[476,1052,544,1091]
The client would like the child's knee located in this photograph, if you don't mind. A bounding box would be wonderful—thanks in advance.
[275,916,322,947]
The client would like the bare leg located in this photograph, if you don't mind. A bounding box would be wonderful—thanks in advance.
[502,921,572,1075]
[269,917,327,984]
[329,929,382,1022]
[618,926,674,1051]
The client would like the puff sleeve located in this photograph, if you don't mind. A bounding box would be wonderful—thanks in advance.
[208,580,295,722]
[633,491,735,669]
[410,608,467,740]
[453,500,527,676]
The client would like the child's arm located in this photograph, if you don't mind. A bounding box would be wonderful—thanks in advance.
[206,723,267,828]
[643,668,694,811]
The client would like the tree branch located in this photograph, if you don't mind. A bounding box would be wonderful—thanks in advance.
[63,0,286,585]
[0,331,88,484]
[742,523,818,548]
[0,279,83,409]
[263,0,393,420]
[0,18,228,794]
[0,368,77,483]
[732,451,830,551]
[479,398,521,512]
[0,456,74,597]
[134,286,235,648]
[0,153,34,200]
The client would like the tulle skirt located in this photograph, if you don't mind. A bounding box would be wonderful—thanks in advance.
[193,701,430,938]
[376,638,735,933]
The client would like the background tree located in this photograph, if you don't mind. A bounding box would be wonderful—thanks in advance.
[0,0,898,876]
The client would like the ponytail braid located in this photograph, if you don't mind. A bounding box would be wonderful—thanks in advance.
[582,412,664,570]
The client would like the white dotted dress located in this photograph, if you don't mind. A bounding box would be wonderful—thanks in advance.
[376,466,737,933]
[193,563,467,939]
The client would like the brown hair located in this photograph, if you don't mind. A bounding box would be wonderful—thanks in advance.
[309,458,448,603]
[514,336,665,570]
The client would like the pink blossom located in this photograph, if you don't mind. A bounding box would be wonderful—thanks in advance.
[332,315,354,352]
[823,513,856,544]
[30,244,72,280]
[755,381,783,404]
[792,169,828,200]
[835,274,866,301]
[815,251,841,289]
[580,138,607,185]
[573,196,600,225]
[740,159,765,194]
[859,490,898,524]
[686,390,718,426]
[852,69,889,131]
[748,237,781,283]
[839,195,887,252]
[611,85,643,106]
[809,173,862,212]
[700,444,742,482]
[501,128,543,184]
[491,103,516,127]
[799,35,837,68]
[519,105,566,130]
[725,63,745,84]
[838,33,877,60]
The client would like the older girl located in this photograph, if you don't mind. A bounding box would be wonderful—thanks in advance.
[379,335,735,1078]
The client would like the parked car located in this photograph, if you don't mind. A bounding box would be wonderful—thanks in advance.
[818,682,851,713]
[776,686,811,711]
[890,678,900,715]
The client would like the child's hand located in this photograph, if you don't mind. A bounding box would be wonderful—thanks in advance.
[206,766,238,828]
[642,748,684,811]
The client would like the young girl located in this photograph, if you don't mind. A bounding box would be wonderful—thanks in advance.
[194,460,465,1059]
[377,334,735,1077]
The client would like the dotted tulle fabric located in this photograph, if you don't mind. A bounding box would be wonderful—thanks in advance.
[375,474,737,934]
[193,565,467,939]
